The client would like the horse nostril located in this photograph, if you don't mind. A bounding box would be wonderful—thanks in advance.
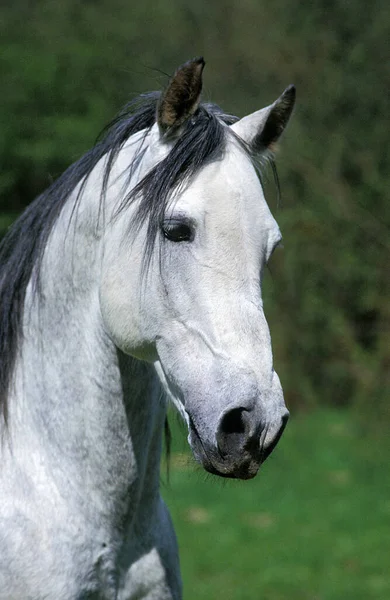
[261,412,289,462]
[217,407,252,457]
[281,412,289,429]
[219,407,247,436]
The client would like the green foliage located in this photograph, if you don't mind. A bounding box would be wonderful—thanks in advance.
[164,409,390,599]
[0,0,389,423]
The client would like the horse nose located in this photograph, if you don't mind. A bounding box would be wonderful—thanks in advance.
[216,407,258,457]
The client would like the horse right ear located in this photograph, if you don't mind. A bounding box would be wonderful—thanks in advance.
[157,57,205,139]
[231,85,296,152]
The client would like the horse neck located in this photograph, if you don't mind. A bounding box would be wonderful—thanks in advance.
[8,160,165,523]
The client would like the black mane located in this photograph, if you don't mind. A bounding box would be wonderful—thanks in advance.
[0,92,241,421]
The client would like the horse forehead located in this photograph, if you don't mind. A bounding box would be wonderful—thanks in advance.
[205,143,259,195]
[179,144,275,227]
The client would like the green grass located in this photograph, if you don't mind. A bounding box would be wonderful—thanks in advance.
[162,409,390,599]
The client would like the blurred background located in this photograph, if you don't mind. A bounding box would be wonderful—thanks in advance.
[1,1,389,598]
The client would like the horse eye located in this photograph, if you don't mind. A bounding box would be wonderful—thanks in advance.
[162,219,194,242]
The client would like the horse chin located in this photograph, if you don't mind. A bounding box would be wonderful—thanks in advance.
[203,459,260,480]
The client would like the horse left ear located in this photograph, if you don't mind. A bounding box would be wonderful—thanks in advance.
[157,57,205,139]
[231,85,296,152]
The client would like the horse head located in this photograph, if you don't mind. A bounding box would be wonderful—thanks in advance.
[100,58,295,479]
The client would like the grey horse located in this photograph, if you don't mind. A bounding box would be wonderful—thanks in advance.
[0,58,295,599]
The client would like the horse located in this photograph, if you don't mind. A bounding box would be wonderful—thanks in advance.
[0,58,295,599]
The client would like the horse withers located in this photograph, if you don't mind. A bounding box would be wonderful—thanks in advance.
[0,58,295,599]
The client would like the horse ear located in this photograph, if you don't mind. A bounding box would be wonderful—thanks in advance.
[231,85,296,152]
[157,57,205,138]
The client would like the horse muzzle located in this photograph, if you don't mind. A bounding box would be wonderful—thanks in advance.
[188,408,289,480]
